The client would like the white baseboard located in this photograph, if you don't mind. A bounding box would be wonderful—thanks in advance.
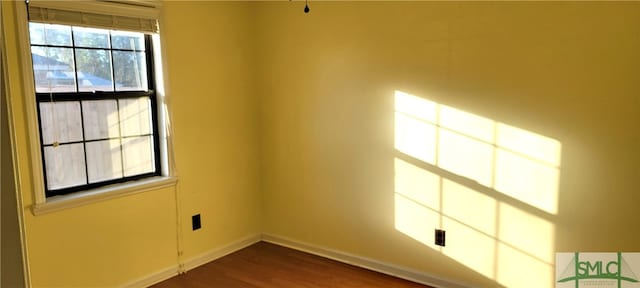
[122,233,468,288]
[182,233,262,271]
[261,233,471,288]
[122,265,179,288]
[121,233,261,288]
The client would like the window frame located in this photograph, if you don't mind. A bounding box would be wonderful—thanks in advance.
[30,28,162,197]
[11,1,176,214]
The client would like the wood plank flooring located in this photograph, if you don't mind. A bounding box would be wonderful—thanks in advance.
[151,241,431,288]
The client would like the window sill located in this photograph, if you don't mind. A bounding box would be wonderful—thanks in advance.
[32,176,178,215]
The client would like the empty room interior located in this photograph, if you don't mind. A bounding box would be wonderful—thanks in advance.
[2,1,640,287]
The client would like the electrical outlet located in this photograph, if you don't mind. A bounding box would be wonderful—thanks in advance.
[192,214,201,231]
[435,229,446,246]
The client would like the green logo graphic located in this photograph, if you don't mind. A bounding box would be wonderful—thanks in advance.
[557,252,639,288]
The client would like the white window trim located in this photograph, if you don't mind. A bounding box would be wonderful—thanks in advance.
[32,176,177,215]
[13,1,176,215]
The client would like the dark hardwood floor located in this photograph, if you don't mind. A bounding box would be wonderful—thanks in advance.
[151,241,431,288]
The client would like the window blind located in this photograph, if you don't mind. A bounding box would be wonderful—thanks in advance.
[27,0,160,33]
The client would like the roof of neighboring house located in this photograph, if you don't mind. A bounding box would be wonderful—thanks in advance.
[32,53,68,67]
[32,53,114,87]
[78,72,113,86]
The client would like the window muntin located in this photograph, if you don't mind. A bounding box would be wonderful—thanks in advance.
[30,23,160,197]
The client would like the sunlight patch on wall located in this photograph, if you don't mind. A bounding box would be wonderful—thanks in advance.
[442,179,496,237]
[442,214,496,279]
[497,241,554,288]
[393,90,561,214]
[498,203,555,264]
[395,193,441,249]
[393,90,560,287]
[439,129,494,187]
[395,113,437,165]
[395,158,440,211]
[394,159,441,249]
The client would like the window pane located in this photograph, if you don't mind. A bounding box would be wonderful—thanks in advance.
[86,140,123,183]
[76,49,114,92]
[122,136,154,176]
[111,31,144,50]
[32,46,76,93]
[44,24,72,46]
[39,101,83,145]
[82,100,120,140]
[44,144,86,190]
[29,23,45,45]
[30,23,160,195]
[113,51,147,91]
[119,98,151,136]
[73,27,110,48]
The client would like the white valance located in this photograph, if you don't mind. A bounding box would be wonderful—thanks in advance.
[27,0,160,33]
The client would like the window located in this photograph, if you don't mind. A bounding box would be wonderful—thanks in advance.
[29,23,161,197]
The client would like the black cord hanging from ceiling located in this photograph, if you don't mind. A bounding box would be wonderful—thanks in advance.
[290,0,310,14]
[304,0,310,13]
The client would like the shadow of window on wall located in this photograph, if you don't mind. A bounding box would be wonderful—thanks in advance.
[393,90,561,287]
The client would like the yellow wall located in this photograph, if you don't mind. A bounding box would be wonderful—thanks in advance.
[257,2,640,287]
[24,188,177,287]
[162,1,262,261]
[5,1,640,287]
